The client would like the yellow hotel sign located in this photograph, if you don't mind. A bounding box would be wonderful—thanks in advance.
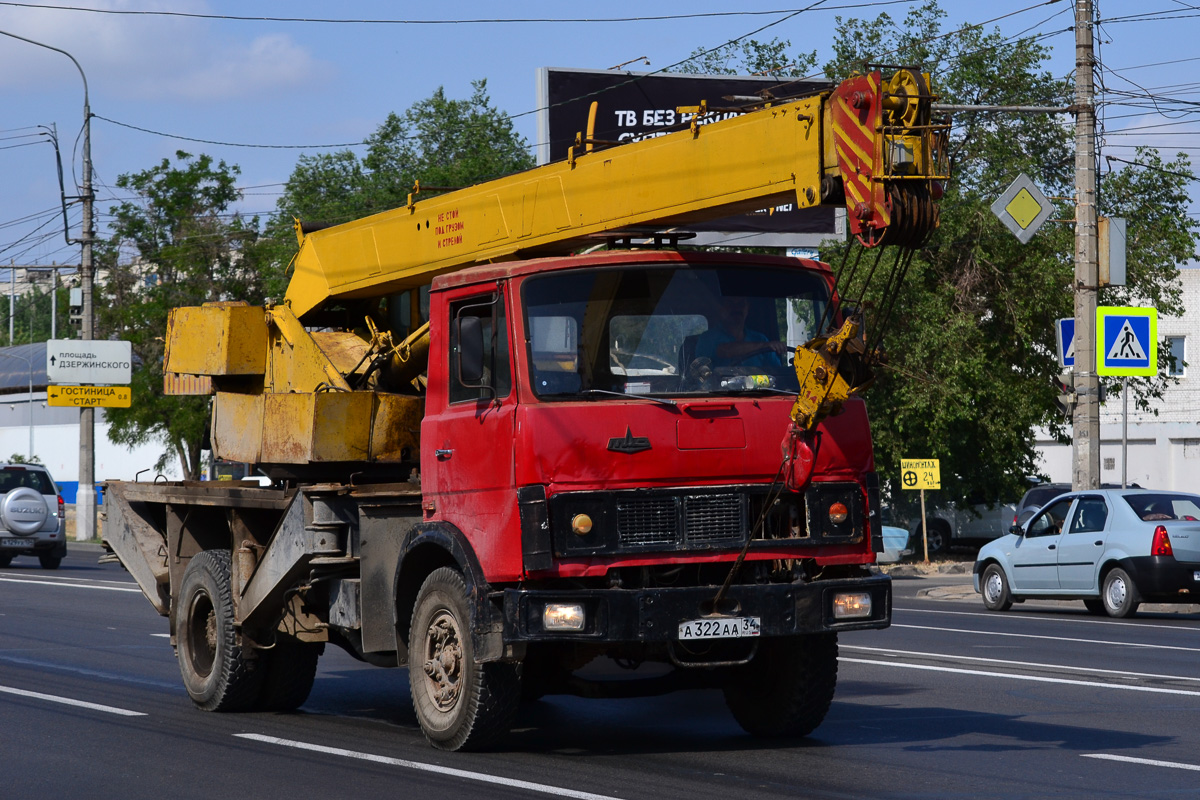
[48,385,132,408]
[900,458,941,490]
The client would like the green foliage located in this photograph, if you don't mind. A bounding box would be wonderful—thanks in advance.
[677,36,817,78]
[8,453,41,464]
[98,151,279,479]
[272,80,535,232]
[2,283,74,346]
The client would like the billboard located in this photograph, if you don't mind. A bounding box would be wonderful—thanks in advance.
[536,67,844,248]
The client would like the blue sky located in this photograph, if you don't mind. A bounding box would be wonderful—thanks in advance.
[1,1,1196,269]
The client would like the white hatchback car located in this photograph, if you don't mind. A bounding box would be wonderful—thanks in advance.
[0,464,67,570]
[974,489,1200,618]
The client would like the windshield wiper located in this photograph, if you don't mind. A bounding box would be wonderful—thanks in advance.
[578,389,678,407]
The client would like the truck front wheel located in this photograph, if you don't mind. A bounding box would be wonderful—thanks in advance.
[723,632,838,738]
[176,549,263,711]
[408,567,519,751]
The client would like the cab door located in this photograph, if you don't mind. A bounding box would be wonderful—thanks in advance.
[1009,496,1075,591]
[422,285,520,578]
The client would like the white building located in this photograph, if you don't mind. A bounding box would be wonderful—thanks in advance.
[1035,268,1198,490]
[0,341,181,503]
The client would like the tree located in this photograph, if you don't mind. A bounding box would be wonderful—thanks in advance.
[677,37,817,78]
[271,80,535,234]
[97,151,277,479]
[691,2,1198,511]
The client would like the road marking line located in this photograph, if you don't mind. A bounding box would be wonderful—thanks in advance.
[841,657,1200,697]
[0,684,146,716]
[1082,754,1200,772]
[235,734,622,800]
[897,606,1200,632]
[842,644,1200,683]
[892,623,1200,653]
[0,576,140,592]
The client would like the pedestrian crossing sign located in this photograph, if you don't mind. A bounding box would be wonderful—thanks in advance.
[1096,306,1157,376]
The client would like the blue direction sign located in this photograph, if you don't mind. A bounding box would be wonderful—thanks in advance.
[1055,318,1075,367]
[1096,306,1157,376]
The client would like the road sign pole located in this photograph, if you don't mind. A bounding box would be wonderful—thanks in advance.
[1071,0,1101,491]
[920,489,929,564]
[1121,376,1128,489]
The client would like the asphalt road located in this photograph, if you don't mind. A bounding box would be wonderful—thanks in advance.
[3,548,1200,799]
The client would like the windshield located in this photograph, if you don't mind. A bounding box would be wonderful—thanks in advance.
[1123,493,1200,521]
[522,263,830,398]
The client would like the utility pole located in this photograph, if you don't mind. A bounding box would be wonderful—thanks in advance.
[0,29,97,539]
[1072,0,1101,491]
[79,81,96,542]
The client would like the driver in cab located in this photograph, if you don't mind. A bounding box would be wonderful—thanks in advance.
[695,296,788,368]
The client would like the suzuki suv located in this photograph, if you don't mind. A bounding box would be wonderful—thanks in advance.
[0,464,66,569]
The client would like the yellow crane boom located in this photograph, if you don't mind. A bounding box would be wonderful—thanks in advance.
[285,69,947,319]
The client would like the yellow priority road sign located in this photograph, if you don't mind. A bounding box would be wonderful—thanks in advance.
[900,458,941,490]
[48,385,131,408]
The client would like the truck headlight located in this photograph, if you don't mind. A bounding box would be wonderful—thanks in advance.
[832,592,872,619]
[543,603,585,631]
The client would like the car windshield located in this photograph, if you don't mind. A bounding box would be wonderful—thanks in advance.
[522,263,830,399]
[0,468,54,494]
[1123,493,1200,521]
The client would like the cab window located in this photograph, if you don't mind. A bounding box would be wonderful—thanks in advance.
[448,293,511,404]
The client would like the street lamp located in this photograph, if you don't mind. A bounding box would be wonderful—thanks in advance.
[0,28,95,539]
[0,351,35,462]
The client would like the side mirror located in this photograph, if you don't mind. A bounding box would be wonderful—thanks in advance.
[457,316,485,385]
[1009,525,1024,536]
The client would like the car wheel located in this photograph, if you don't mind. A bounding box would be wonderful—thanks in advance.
[1101,568,1141,618]
[981,564,1013,611]
[0,554,12,568]
[1082,599,1106,615]
[176,549,264,711]
[38,554,61,570]
[919,522,950,556]
[409,567,520,751]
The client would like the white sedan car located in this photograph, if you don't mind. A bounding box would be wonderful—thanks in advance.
[973,489,1200,618]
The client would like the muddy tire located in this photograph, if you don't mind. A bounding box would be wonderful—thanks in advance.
[723,632,838,738]
[256,638,323,712]
[408,567,519,751]
[38,554,61,570]
[176,549,263,711]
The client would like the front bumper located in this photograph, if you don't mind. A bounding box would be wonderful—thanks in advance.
[502,572,891,643]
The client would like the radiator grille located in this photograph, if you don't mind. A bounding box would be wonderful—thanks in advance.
[617,497,677,547]
[684,494,745,544]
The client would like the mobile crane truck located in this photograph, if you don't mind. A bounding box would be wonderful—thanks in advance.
[102,69,947,750]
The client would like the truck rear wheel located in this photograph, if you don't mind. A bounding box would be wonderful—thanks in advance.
[408,567,519,751]
[723,632,838,738]
[256,639,323,711]
[176,549,263,711]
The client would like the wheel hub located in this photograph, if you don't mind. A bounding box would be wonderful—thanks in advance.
[421,612,463,711]
[985,572,1002,603]
[1107,577,1127,608]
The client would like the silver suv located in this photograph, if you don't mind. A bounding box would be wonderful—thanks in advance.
[0,464,66,570]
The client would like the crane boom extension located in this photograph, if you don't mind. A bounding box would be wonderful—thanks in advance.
[285,70,946,319]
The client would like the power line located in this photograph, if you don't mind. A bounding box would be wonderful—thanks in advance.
[0,1,914,25]
[93,115,367,150]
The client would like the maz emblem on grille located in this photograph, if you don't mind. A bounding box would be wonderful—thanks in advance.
[608,427,651,454]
